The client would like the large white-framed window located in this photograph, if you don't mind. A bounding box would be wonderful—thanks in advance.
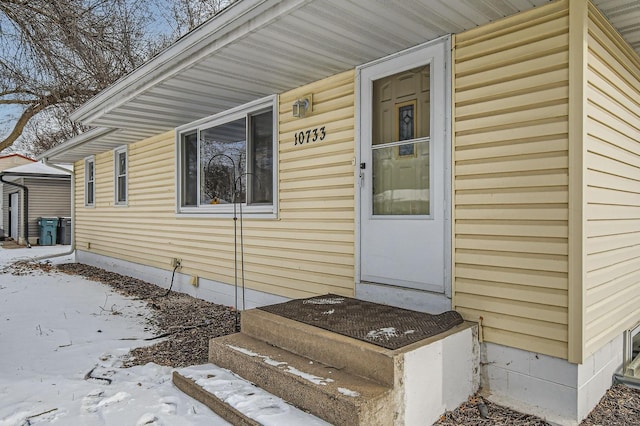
[176,96,277,216]
[85,156,95,207]
[114,146,127,206]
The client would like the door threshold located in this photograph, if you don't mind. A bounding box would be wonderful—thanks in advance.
[356,281,452,314]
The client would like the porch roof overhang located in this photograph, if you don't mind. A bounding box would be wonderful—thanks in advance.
[38,127,126,164]
[43,0,640,163]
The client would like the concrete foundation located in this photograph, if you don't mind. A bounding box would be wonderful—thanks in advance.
[481,334,623,425]
[402,325,480,424]
[75,250,288,309]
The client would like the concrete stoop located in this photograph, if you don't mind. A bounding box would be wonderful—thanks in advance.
[211,332,393,425]
[176,308,480,425]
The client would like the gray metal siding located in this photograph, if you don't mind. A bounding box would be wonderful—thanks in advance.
[23,178,71,243]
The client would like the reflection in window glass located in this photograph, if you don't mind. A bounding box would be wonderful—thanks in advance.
[372,141,429,215]
[181,132,198,206]
[250,110,273,204]
[371,65,431,216]
[115,150,127,204]
[372,65,430,146]
[85,159,95,206]
[179,102,275,210]
[200,118,246,205]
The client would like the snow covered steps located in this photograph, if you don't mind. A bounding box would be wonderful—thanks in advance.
[173,370,260,426]
[173,364,331,425]
[177,307,480,425]
[210,332,393,425]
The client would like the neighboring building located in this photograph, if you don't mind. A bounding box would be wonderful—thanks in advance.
[1,162,71,245]
[40,0,640,423]
[0,153,36,170]
[0,154,36,234]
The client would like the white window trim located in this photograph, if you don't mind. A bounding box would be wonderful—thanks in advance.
[175,95,278,217]
[114,146,128,206]
[84,156,95,207]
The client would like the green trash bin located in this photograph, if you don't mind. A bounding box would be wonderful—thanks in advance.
[38,217,59,246]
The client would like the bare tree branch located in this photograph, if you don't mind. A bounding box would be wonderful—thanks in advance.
[0,100,34,105]
[0,0,154,152]
[0,0,234,155]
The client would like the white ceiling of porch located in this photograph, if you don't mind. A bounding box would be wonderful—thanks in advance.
[594,0,640,54]
[74,0,555,134]
[45,0,640,163]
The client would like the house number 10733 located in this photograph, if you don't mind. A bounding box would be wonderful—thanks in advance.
[294,126,326,145]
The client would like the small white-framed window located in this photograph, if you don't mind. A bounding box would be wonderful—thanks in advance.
[85,156,95,207]
[623,322,640,378]
[114,146,127,205]
[176,96,277,216]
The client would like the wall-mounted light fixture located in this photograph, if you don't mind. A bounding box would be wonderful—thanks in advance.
[292,94,313,118]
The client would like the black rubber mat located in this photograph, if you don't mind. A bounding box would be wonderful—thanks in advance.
[258,294,464,350]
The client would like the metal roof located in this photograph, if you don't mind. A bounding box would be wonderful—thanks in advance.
[1,161,71,180]
[43,0,640,163]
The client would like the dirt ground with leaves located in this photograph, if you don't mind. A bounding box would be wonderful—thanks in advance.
[435,385,640,425]
[11,259,640,425]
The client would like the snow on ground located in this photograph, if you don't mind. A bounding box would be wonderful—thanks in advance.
[0,246,225,426]
[0,246,328,426]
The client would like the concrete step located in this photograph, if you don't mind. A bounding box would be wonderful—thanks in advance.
[209,332,395,425]
[241,308,395,386]
[172,365,332,426]
[172,371,259,426]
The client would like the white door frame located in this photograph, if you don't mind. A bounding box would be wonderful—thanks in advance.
[354,35,452,306]
[9,192,19,241]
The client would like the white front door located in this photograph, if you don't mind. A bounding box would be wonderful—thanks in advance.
[10,192,19,240]
[358,37,450,294]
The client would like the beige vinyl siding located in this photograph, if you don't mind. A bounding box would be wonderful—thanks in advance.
[74,71,355,300]
[453,0,571,359]
[584,4,640,356]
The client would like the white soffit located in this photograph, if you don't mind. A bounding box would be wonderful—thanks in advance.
[72,0,639,146]
[594,0,640,54]
[38,128,150,164]
[75,0,553,140]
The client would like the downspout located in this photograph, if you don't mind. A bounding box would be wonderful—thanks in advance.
[614,370,640,390]
[31,159,75,260]
[0,174,31,248]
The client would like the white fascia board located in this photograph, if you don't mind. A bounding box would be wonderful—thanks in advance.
[37,127,115,163]
[71,0,310,125]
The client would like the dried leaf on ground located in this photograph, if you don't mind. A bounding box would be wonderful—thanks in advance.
[56,263,238,367]
[435,396,551,426]
[581,384,640,426]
